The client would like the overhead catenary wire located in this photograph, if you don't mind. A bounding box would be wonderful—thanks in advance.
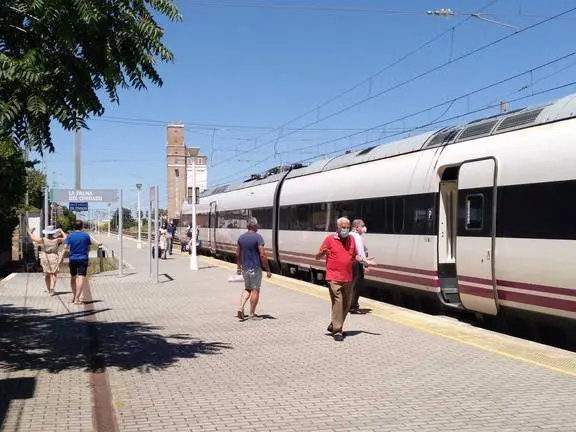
[274,50,576,157]
[209,50,576,186]
[216,0,503,161]
[213,2,575,169]
[209,80,576,188]
[186,1,576,21]
[87,0,502,168]
[297,81,576,165]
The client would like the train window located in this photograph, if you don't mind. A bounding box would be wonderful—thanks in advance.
[333,200,359,222]
[405,194,435,235]
[392,197,405,233]
[465,194,484,230]
[294,204,312,230]
[311,203,329,231]
[279,206,294,230]
[361,199,386,233]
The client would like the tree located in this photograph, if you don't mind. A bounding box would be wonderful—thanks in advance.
[56,206,76,232]
[0,0,182,153]
[0,138,46,249]
[26,167,47,210]
[0,139,26,249]
[110,207,135,230]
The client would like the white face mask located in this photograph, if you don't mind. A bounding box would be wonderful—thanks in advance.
[362,226,367,234]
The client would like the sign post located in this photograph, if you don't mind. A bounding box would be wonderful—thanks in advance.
[51,188,123,277]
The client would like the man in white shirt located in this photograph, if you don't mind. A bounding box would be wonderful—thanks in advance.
[349,219,368,314]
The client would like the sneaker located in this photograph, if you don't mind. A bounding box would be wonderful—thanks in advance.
[237,310,245,320]
[326,323,333,333]
[333,332,344,342]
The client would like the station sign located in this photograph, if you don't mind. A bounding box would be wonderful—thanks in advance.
[69,202,88,212]
[50,188,118,203]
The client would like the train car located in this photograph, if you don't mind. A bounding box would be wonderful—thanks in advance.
[187,171,285,265]
[185,92,576,327]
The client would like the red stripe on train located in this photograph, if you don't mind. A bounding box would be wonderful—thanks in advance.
[458,275,576,298]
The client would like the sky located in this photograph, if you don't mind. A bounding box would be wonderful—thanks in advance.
[38,0,576,214]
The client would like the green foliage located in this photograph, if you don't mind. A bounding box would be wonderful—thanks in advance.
[0,0,182,153]
[0,138,26,249]
[56,206,76,232]
[25,166,46,210]
[110,207,135,230]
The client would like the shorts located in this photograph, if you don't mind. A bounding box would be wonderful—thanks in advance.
[242,268,262,290]
[69,259,88,277]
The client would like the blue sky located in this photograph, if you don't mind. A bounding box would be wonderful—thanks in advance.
[39,0,576,212]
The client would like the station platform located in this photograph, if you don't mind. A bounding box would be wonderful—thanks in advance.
[1,233,576,432]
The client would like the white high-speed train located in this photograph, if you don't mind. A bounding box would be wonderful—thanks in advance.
[183,92,576,325]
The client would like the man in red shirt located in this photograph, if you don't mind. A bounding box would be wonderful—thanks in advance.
[315,216,359,341]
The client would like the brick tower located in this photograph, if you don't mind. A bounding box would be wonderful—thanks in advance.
[166,124,186,222]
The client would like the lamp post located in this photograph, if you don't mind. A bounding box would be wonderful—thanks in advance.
[107,203,111,237]
[189,155,198,271]
[136,183,142,249]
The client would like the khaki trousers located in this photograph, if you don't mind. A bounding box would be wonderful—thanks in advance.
[328,281,352,334]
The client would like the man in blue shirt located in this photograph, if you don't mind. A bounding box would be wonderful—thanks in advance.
[64,220,91,305]
[236,217,271,320]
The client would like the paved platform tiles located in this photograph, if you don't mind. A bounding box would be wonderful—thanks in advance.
[0,233,575,431]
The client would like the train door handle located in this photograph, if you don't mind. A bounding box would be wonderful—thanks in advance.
[486,250,491,261]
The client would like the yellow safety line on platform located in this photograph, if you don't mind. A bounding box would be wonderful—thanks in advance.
[200,256,576,378]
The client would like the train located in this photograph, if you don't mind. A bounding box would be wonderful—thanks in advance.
[181,92,576,330]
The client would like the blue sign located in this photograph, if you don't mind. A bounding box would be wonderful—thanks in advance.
[69,202,88,212]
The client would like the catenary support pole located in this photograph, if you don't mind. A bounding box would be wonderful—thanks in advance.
[190,156,198,271]
[119,189,123,277]
[148,187,153,280]
[136,183,142,249]
[74,129,81,189]
[43,186,49,228]
[154,185,159,283]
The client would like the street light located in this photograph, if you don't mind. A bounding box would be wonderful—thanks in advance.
[107,203,111,237]
[136,183,142,249]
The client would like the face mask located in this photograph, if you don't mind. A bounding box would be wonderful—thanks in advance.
[362,226,367,234]
[340,228,349,238]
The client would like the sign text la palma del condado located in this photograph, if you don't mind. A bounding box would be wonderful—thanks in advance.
[50,189,119,204]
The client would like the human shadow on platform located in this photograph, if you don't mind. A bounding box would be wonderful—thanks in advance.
[0,303,232,375]
[0,376,36,430]
[343,330,381,337]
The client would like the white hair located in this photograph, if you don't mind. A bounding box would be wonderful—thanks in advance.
[336,217,350,227]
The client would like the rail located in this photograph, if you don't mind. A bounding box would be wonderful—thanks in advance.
[106,230,188,246]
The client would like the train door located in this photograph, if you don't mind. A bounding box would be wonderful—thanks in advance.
[208,201,217,252]
[455,158,499,315]
[437,167,460,306]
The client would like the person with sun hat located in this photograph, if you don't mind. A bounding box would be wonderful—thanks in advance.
[29,225,67,295]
